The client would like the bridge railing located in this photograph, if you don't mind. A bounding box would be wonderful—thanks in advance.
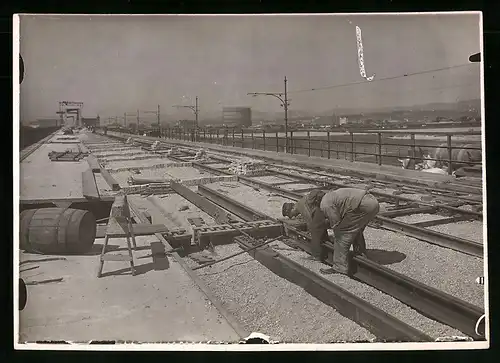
[107,126,483,175]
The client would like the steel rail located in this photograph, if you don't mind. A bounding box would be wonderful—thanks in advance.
[233,235,432,342]
[111,130,485,193]
[191,160,484,258]
[151,134,483,194]
[99,134,484,256]
[105,131,478,194]
[138,134,484,203]
[268,165,483,203]
[271,166,483,203]
[269,169,482,218]
[196,184,485,340]
[97,132,486,338]
[169,184,432,341]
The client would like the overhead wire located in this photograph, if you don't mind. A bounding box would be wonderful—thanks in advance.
[288,63,478,94]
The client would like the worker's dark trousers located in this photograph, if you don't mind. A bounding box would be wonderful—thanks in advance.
[309,208,328,260]
[332,194,380,274]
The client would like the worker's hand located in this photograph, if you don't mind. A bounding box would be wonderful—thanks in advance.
[326,229,335,243]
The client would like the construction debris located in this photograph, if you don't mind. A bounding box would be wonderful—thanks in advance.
[151,141,169,151]
[25,277,64,286]
[122,182,173,195]
[49,149,88,161]
[228,158,267,176]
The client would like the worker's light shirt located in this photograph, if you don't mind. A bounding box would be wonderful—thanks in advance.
[320,188,367,230]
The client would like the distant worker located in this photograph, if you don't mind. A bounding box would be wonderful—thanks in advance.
[282,187,380,275]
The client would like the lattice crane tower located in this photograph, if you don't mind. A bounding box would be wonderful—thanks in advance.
[56,101,84,127]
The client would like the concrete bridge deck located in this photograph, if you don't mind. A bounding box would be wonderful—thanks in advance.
[17,131,244,344]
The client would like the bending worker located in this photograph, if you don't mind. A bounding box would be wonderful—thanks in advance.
[282,187,380,275]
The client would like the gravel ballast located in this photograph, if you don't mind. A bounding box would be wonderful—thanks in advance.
[427,221,484,244]
[362,228,485,309]
[394,213,448,224]
[273,240,467,339]
[207,182,485,309]
[185,244,375,343]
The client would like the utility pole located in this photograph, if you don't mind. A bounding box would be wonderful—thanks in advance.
[157,104,160,127]
[284,76,288,153]
[195,96,199,127]
[124,112,136,128]
[141,106,161,134]
[247,76,290,153]
[172,96,199,128]
[137,109,140,125]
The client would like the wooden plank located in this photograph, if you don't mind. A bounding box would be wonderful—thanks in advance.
[82,169,100,199]
[101,254,132,262]
[106,218,169,237]
[100,167,121,191]
[87,155,101,172]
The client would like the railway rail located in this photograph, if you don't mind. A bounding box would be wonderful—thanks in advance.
[113,134,483,257]
[84,131,486,341]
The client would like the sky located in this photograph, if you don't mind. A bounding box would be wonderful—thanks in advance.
[19,13,482,122]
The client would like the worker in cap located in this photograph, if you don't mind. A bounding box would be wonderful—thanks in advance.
[318,187,379,275]
[283,187,379,275]
[282,189,329,261]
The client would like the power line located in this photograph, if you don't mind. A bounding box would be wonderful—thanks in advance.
[288,63,478,94]
[373,82,479,96]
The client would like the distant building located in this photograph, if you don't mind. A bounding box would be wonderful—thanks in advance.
[339,117,348,125]
[81,116,100,127]
[222,107,252,128]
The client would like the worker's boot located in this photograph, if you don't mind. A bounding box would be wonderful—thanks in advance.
[310,244,328,262]
[353,232,368,258]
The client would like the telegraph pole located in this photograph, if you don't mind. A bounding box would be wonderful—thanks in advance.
[284,76,288,153]
[195,96,199,127]
[247,76,290,153]
[157,104,160,127]
[141,106,161,134]
[173,96,199,128]
[124,112,136,128]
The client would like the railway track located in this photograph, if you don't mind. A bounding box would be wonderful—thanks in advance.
[85,131,486,342]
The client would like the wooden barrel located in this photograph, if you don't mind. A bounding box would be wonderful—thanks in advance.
[20,208,96,254]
